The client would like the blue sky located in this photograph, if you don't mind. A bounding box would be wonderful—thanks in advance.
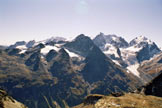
[0,0,162,47]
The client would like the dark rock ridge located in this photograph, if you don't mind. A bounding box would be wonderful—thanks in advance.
[144,72,162,97]
[83,94,104,105]
[46,49,58,62]
[64,34,95,57]
[81,45,110,83]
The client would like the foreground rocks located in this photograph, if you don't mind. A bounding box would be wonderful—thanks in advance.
[73,93,162,108]
[0,89,27,108]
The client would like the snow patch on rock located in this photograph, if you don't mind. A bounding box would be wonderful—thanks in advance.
[103,44,120,58]
[64,48,80,58]
[127,64,140,77]
[41,45,60,55]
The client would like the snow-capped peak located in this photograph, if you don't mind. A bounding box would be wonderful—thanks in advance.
[97,33,120,43]
[93,33,129,48]
[129,36,153,47]
[45,36,66,43]
[104,34,119,43]
[136,35,148,41]
[33,36,67,47]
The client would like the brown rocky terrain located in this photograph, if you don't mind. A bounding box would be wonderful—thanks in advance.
[73,93,162,108]
[0,89,27,108]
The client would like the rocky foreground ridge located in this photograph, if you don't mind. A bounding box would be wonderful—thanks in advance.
[73,93,162,108]
[0,89,27,108]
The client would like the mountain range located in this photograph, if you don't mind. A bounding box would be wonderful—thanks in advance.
[0,33,161,108]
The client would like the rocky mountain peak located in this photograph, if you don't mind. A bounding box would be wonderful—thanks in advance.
[99,32,104,36]
[44,36,66,44]
[129,35,153,47]
[46,49,58,62]
[136,35,148,41]
[93,33,106,47]
[9,41,26,49]
[26,40,35,48]
[92,33,161,78]
[93,33,129,48]
[64,34,95,57]
[58,48,70,60]
[74,34,92,43]
[131,36,161,63]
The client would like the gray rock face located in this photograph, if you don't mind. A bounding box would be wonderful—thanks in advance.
[136,42,161,63]
[9,41,26,48]
[26,40,35,48]
[46,49,58,62]
[64,34,95,57]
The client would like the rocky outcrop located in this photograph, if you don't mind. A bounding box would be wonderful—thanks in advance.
[0,89,27,108]
[83,94,104,105]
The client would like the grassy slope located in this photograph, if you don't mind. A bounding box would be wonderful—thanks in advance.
[74,93,162,108]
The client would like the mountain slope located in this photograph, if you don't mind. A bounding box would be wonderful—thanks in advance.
[139,52,162,78]
[0,48,88,108]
